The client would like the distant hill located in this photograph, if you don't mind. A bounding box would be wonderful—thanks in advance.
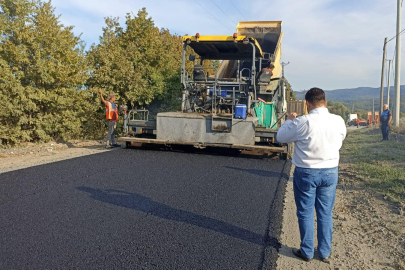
[295,86,405,100]
[295,86,405,112]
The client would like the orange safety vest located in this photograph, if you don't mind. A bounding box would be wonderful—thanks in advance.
[105,101,118,121]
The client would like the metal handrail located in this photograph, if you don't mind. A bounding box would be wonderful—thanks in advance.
[129,109,149,121]
[239,68,252,80]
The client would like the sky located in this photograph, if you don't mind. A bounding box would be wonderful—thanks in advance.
[50,0,403,91]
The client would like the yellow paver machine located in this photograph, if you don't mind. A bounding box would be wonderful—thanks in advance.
[119,21,291,158]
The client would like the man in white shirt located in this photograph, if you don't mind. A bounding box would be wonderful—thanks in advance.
[277,88,346,263]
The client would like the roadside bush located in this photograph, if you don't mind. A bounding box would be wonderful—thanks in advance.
[0,0,90,145]
[0,1,186,147]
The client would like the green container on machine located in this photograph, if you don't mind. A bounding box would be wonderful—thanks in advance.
[255,102,277,129]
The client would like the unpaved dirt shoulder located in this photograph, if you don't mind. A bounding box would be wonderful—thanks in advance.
[276,163,405,270]
[0,141,114,174]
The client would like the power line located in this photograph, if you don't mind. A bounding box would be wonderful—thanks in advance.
[386,28,405,44]
[211,0,237,26]
[193,0,233,32]
[229,0,247,21]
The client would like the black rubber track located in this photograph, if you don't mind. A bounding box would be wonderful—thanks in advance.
[0,148,288,269]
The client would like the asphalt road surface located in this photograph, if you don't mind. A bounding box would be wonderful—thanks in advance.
[0,148,288,269]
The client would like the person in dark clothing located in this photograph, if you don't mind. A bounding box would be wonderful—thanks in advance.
[380,104,392,141]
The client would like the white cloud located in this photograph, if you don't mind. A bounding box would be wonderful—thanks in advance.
[51,0,405,91]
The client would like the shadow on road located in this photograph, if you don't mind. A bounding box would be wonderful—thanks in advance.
[125,144,275,159]
[225,166,288,179]
[77,186,272,246]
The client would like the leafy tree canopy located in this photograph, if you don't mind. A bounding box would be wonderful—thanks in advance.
[327,101,350,121]
[87,9,183,108]
[0,0,89,145]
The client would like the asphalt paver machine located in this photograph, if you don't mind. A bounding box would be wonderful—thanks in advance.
[119,21,291,158]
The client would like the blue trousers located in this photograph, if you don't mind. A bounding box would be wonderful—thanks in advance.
[293,166,338,259]
[381,124,389,140]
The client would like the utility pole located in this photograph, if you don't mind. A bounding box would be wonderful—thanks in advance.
[372,98,375,123]
[387,59,392,108]
[380,37,387,115]
[281,62,290,78]
[394,0,402,126]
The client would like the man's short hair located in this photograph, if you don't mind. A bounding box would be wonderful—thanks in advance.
[269,63,275,69]
[108,93,115,100]
[305,87,325,106]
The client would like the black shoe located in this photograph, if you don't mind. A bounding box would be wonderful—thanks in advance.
[292,248,312,262]
[320,256,330,263]
[112,144,121,147]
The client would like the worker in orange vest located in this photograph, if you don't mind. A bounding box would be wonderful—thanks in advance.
[98,89,119,148]
[356,118,360,128]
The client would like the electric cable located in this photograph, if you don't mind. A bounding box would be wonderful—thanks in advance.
[210,0,237,25]
[386,28,405,44]
[229,0,247,20]
[193,0,233,32]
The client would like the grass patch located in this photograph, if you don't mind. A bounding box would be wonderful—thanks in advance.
[341,127,405,202]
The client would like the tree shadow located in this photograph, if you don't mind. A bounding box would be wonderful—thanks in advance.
[77,186,267,246]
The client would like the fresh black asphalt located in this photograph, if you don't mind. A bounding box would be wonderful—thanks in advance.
[0,148,288,269]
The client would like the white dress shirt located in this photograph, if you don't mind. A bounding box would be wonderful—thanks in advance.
[277,107,347,169]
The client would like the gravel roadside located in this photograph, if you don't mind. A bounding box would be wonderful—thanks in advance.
[276,135,405,270]
[0,141,114,174]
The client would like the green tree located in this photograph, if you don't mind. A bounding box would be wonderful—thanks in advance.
[87,9,184,109]
[327,101,350,121]
[285,79,296,101]
[0,0,90,145]
[87,10,226,118]
[353,109,368,120]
